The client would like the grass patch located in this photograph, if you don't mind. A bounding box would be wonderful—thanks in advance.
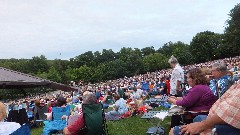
[31,127,43,135]
[31,107,171,135]
[107,115,170,135]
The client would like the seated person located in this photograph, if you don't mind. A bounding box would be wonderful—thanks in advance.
[63,91,97,135]
[168,68,216,127]
[130,87,141,100]
[130,87,144,114]
[209,62,234,98]
[33,99,48,121]
[105,94,128,121]
[45,97,68,120]
[101,91,113,109]
[42,96,70,135]
[158,78,167,95]
[0,102,21,135]
[95,88,102,100]
[170,83,240,135]
[117,84,124,98]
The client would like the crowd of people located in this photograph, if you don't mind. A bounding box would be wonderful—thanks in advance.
[0,55,239,134]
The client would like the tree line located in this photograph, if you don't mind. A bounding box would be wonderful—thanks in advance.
[0,3,239,85]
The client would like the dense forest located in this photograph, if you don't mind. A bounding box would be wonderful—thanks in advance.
[0,3,239,85]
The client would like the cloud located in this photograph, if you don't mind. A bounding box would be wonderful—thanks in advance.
[0,0,238,60]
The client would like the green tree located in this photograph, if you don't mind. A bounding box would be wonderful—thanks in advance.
[72,65,93,82]
[11,59,29,73]
[222,3,240,58]
[50,59,69,83]
[157,41,193,65]
[37,66,62,82]
[143,53,168,72]
[26,55,49,74]
[93,51,102,66]
[141,46,155,57]
[101,49,116,63]
[73,51,95,68]
[189,31,223,63]
[171,41,193,65]
[47,66,62,82]
[64,68,75,83]
[157,41,175,58]
[105,59,127,79]
[0,58,29,73]
[118,47,143,76]
[91,59,127,82]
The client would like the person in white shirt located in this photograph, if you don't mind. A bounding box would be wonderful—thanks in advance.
[0,102,21,135]
[168,55,185,96]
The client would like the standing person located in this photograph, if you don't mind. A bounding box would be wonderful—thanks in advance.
[168,55,185,96]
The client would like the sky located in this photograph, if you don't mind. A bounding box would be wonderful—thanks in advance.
[0,0,238,60]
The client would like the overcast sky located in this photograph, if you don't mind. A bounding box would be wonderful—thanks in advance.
[0,0,238,60]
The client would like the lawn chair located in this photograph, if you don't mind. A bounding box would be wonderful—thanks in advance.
[10,124,31,135]
[42,105,71,135]
[169,105,209,128]
[33,105,48,127]
[7,108,29,126]
[179,111,208,126]
[81,103,108,135]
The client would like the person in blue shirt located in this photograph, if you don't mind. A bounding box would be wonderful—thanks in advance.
[158,78,167,95]
[209,62,234,98]
[105,94,128,121]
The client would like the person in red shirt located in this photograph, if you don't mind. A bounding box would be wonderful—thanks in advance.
[165,77,171,95]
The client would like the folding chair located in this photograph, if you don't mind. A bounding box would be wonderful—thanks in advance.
[81,103,108,135]
[34,105,48,127]
[178,111,208,126]
[42,105,71,135]
[7,108,29,126]
[169,106,208,128]
[10,124,31,135]
[52,105,71,121]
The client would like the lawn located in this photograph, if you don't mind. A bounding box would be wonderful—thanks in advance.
[31,107,171,135]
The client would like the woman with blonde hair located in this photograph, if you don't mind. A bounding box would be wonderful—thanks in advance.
[0,102,7,122]
[0,102,21,135]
